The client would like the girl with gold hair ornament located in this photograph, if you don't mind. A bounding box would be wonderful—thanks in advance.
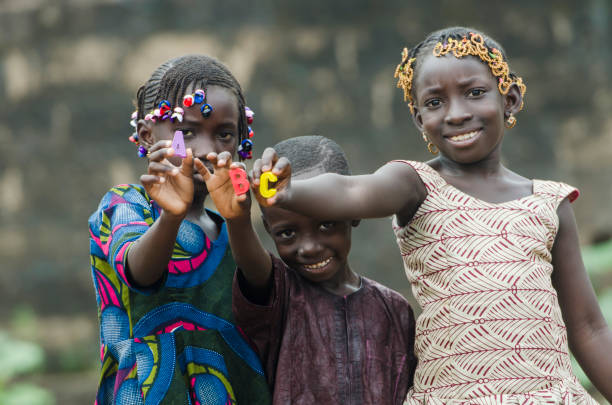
[252,26,612,404]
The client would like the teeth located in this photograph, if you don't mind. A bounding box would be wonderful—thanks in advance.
[304,258,332,269]
[449,131,478,142]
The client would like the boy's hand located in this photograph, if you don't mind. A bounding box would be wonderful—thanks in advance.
[252,147,292,207]
[195,151,251,220]
[140,140,194,218]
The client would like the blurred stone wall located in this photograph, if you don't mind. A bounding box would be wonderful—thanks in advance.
[1,0,611,402]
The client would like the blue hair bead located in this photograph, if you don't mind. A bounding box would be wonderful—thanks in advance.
[240,139,253,152]
[201,103,213,118]
[137,145,148,158]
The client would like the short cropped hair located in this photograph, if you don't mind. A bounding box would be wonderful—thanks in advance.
[273,136,350,179]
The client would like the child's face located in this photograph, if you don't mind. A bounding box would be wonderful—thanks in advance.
[263,206,355,284]
[413,54,506,164]
[150,85,240,189]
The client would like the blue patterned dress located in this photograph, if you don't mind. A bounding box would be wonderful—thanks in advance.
[89,184,271,405]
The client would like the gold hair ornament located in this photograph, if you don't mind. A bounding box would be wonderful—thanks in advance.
[395,32,527,115]
[394,49,417,114]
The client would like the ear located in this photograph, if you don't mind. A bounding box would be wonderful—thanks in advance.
[411,105,425,134]
[351,219,360,228]
[137,119,155,149]
[503,83,523,118]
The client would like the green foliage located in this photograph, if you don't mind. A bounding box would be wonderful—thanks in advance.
[0,383,55,405]
[583,239,612,277]
[571,240,612,398]
[0,332,55,405]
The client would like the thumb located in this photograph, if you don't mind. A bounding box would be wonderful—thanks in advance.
[181,148,194,176]
[194,157,213,182]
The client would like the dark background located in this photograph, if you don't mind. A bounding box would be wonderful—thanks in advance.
[1,0,611,403]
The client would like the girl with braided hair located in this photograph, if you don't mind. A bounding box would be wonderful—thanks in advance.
[253,27,612,403]
[88,55,270,404]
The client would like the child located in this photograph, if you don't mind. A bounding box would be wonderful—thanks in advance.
[198,135,417,404]
[252,28,612,403]
[88,55,270,404]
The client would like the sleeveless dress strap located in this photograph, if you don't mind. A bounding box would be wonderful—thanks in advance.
[533,180,580,209]
[390,160,445,192]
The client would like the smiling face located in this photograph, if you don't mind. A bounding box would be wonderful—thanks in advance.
[412,54,511,164]
[262,205,355,285]
[147,85,240,193]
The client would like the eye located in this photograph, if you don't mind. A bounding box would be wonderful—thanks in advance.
[276,229,295,240]
[468,88,485,97]
[319,221,335,231]
[179,129,195,137]
[424,98,441,108]
[217,132,235,141]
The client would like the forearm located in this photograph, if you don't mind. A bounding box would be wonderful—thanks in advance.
[126,211,183,287]
[226,215,272,290]
[570,325,612,400]
[282,173,402,220]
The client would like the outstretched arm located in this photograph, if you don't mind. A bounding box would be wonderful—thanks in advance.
[196,152,272,297]
[252,148,426,224]
[127,141,195,287]
[552,199,612,401]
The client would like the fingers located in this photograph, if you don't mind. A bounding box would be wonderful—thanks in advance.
[260,147,279,172]
[146,140,174,162]
[216,151,233,167]
[147,161,179,178]
[271,157,291,178]
[193,157,212,181]
[252,156,290,189]
[140,173,167,186]
[252,147,278,186]
[180,148,194,176]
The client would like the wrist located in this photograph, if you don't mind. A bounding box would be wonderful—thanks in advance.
[226,214,252,228]
[160,209,187,224]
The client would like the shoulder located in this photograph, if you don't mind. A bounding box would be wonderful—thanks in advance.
[361,278,416,331]
[89,184,153,227]
[95,184,150,210]
[362,277,412,309]
[534,180,580,210]
[383,160,431,178]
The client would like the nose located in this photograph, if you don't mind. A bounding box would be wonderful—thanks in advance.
[189,133,217,160]
[297,236,323,258]
[444,98,472,125]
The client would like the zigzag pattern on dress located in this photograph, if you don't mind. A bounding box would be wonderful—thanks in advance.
[392,161,597,404]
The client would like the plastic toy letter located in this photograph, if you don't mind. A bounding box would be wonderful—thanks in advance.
[171,130,187,158]
[229,167,249,195]
[259,171,278,198]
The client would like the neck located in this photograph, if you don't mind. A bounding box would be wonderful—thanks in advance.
[435,148,504,178]
[319,265,361,296]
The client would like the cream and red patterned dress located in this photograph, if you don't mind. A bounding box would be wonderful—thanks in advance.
[393,161,598,404]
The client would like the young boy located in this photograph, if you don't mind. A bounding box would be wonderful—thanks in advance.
[198,136,416,404]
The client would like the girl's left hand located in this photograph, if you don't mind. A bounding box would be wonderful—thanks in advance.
[140,140,195,218]
[195,151,251,220]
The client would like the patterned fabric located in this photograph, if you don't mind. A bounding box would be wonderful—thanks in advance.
[89,184,271,405]
[233,255,417,404]
[391,161,597,405]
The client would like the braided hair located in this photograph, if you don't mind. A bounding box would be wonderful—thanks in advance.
[395,27,525,114]
[273,135,350,179]
[135,55,248,150]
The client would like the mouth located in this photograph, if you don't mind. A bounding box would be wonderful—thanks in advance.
[446,130,481,144]
[302,257,332,271]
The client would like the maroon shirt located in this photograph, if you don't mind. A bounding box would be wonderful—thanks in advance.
[233,255,417,404]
